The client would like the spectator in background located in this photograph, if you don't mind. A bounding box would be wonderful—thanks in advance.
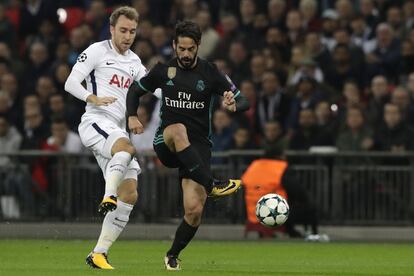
[19,0,58,40]
[151,26,173,60]
[261,120,288,152]
[324,44,364,93]
[398,39,414,82]
[390,86,414,127]
[227,40,250,85]
[267,0,286,29]
[386,5,404,39]
[335,0,354,28]
[257,71,291,132]
[213,13,241,59]
[53,40,70,65]
[304,32,331,73]
[0,42,25,78]
[48,93,79,131]
[228,126,257,152]
[68,25,93,65]
[314,101,337,144]
[366,23,401,82]
[374,103,414,152]
[35,75,56,118]
[287,76,325,130]
[337,81,363,124]
[21,106,50,192]
[0,115,21,165]
[212,109,234,154]
[405,72,414,100]
[238,0,256,35]
[0,72,22,126]
[0,4,16,49]
[289,108,322,150]
[136,20,153,41]
[336,106,373,151]
[235,80,257,131]
[196,10,219,59]
[359,0,380,31]
[320,9,340,50]
[24,41,51,93]
[86,0,110,41]
[46,116,82,153]
[133,39,155,67]
[366,75,390,126]
[52,63,71,93]
[350,15,375,50]
[249,54,266,90]
[285,9,305,45]
[299,0,321,32]
[289,58,324,86]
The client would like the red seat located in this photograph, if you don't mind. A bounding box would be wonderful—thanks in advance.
[62,7,85,35]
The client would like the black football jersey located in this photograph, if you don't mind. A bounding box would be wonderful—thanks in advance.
[138,58,240,144]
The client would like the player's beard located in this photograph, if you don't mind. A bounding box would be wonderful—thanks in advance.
[176,51,198,69]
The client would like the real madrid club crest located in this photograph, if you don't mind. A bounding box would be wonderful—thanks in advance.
[129,66,137,77]
[196,80,205,92]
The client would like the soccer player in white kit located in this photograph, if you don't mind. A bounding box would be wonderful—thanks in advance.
[64,6,147,269]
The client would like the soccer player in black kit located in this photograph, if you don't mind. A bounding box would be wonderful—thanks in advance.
[126,21,250,270]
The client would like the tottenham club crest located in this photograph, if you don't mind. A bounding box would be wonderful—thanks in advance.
[77,52,87,62]
[129,66,137,77]
[196,80,205,92]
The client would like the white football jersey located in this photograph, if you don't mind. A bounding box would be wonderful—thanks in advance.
[72,40,147,125]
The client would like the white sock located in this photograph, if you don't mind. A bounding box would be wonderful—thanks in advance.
[93,200,134,254]
[104,151,132,199]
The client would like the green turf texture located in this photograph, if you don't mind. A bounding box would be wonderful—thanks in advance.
[0,240,413,275]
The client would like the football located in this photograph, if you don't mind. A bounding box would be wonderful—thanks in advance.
[255,193,289,227]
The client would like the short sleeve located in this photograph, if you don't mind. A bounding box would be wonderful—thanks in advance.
[71,43,101,77]
[134,62,148,81]
[137,63,163,93]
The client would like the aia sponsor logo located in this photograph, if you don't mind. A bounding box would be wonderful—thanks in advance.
[109,74,131,89]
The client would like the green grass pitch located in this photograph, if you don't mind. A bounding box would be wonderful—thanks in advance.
[0,240,413,275]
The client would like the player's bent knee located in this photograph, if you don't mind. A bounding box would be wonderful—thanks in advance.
[185,204,204,220]
[119,190,138,205]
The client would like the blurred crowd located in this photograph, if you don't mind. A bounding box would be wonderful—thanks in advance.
[1,0,414,166]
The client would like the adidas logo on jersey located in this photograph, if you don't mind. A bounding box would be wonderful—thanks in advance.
[166,80,174,86]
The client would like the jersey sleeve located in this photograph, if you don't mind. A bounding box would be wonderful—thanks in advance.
[134,62,148,81]
[212,66,241,98]
[136,63,163,93]
[71,43,101,77]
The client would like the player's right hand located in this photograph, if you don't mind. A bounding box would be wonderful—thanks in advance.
[87,94,117,106]
[128,116,144,134]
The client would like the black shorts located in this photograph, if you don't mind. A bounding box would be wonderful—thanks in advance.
[153,137,211,180]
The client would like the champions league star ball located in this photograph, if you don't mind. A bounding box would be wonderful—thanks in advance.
[255,193,289,227]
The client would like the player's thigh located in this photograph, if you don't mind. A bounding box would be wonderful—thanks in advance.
[79,116,129,159]
[182,178,207,212]
[178,140,211,179]
[153,140,181,168]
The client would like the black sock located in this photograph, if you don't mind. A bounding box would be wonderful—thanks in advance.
[167,219,198,257]
[176,145,213,192]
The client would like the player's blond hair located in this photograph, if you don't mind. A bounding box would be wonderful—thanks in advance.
[109,6,139,26]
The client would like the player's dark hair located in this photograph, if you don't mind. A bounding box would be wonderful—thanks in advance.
[110,6,139,26]
[174,21,202,45]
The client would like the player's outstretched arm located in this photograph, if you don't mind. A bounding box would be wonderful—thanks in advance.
[222,90,250,113]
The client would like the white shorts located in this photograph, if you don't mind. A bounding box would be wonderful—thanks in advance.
[78,114,141,180]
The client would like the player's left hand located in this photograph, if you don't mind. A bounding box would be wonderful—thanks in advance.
[128,116,144,134]
[222,91,236,112]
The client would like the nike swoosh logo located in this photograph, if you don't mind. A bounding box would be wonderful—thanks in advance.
[115,217,128,223]
[106,62,115,65]
[218,182,236,193]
